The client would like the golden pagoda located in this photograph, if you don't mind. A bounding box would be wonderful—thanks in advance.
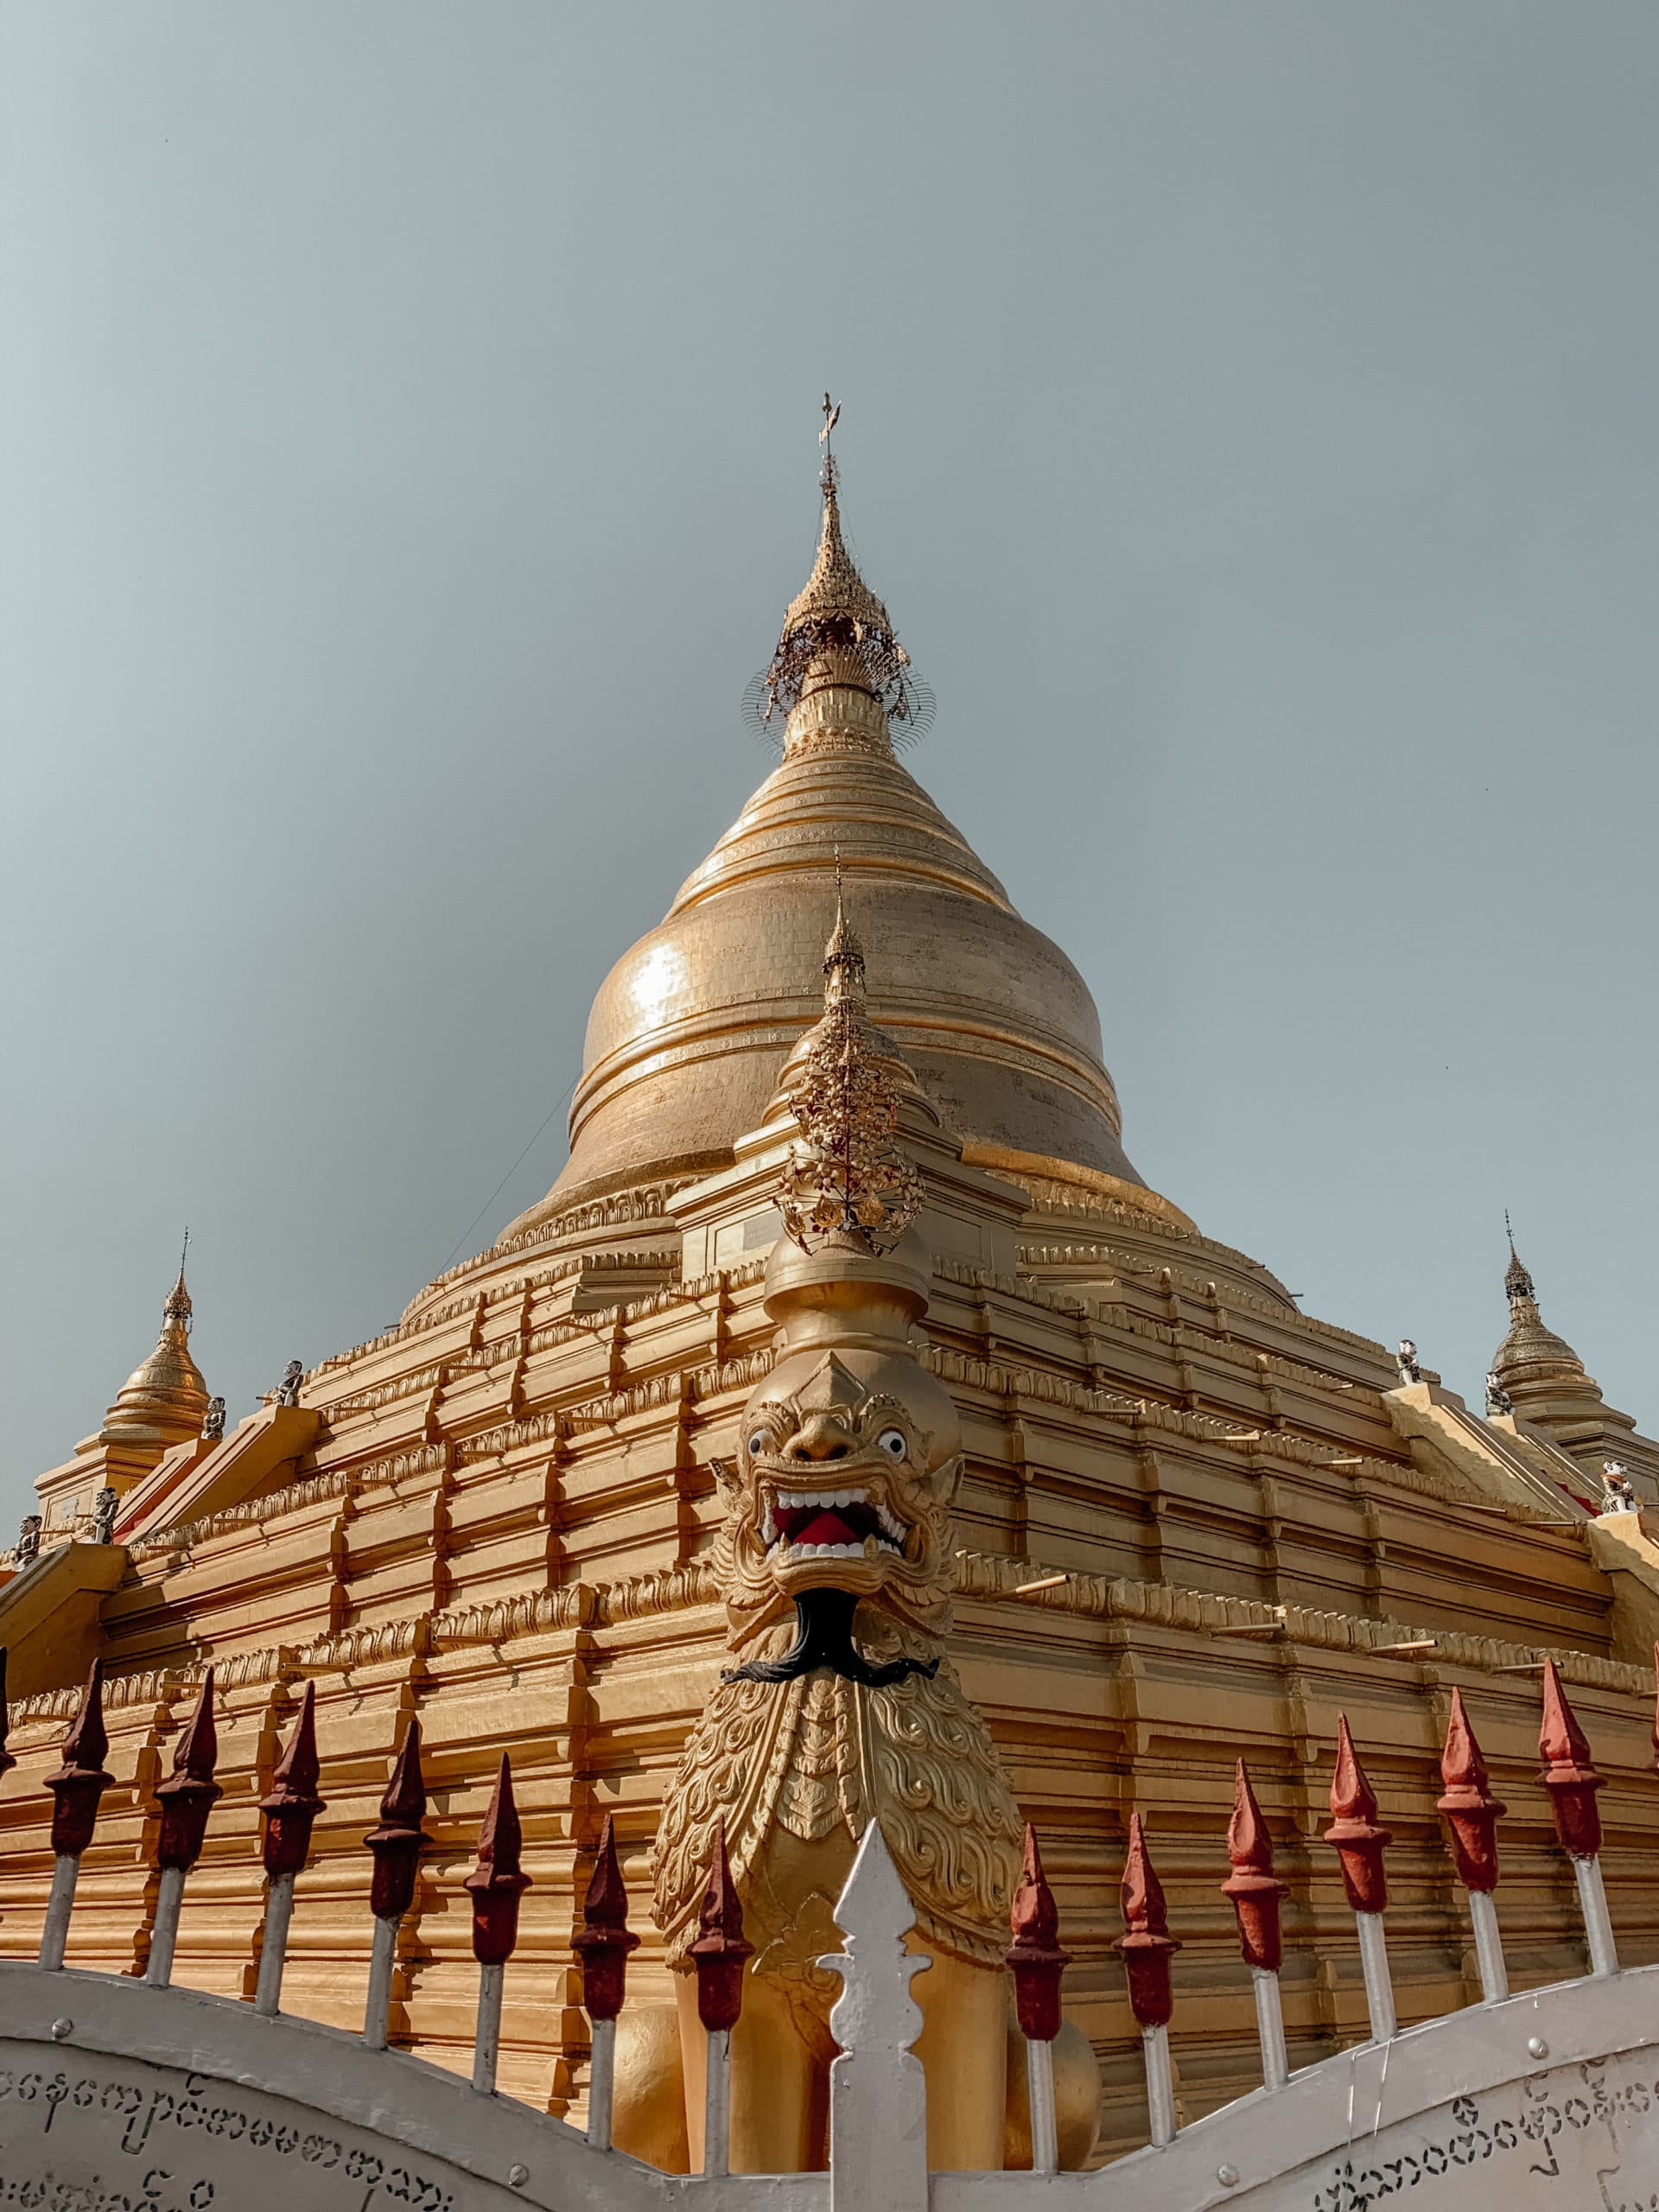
[5,417,1659,2171]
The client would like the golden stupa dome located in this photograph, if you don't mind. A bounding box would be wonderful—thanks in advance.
[507,449,1157,1236]
[1490,1236,1604,1419]
[104,1262,211,1445]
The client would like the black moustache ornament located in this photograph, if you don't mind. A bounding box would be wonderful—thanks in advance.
[722,1587,940,1689]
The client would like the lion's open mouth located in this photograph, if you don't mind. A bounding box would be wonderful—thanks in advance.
[763,1486,906,1560]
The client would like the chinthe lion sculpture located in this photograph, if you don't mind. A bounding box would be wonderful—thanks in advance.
[621,1225,1097,2173]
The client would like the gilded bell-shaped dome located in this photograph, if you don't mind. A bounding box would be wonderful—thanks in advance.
[1490,1236,1604,1421]
[104,1262,211,1446]
[505,453,1154,1240]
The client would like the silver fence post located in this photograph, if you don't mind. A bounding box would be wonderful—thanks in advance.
[1222,1763,1292,2094]
[1437,1689,1510,2005]
[37,1856,81,1973]
[1353,1912,1397,2044]
[1026,2037,1058,2173]
[363,1914,400,2050]
[1006,1822,1070,2173]
[572,1813,637,2150]
[361,1718,429,2054]
[464,1754,531,2098]
[472,1961,505,2095]
[587,2017,617,2151]
[1573,1856,1619,1978]
[1117,1815,1181,2151]
[821,1821,929,2212]
[1251,1966,1290,2092]
[254,1871,296,2016]
[144,1670,222,1991]
[144,1864,188,1987]
[703,2026,733,2177]
[1141,2024,1177,2147]
[1325,1719,1396,2045]
[40,1662,115,1972]
[1537,1662,1618,1979]
[256,1677,327,2020]
[1467,1891,1510,2003]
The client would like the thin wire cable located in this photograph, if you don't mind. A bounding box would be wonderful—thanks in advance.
[435,1071,578,1274]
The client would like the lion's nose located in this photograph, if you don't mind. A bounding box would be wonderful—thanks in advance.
[784,1414,855,1462]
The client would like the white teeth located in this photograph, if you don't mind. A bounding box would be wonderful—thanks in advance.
[759,1482,906,1560]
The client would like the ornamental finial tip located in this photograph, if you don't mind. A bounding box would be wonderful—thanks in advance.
[819,391,842,499]
[164,1230,194,1330]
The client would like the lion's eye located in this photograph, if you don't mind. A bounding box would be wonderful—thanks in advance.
[747,1431,770,1459]
[876,1428,908,1462]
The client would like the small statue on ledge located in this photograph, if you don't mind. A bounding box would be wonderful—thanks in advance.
[1395,1338,1421,1385]
[1484,1370,1515,1417]
[275,1360,303,1408]
[91,1488,118,1545]
[1599,1460,1637,1516]
[16,1513,42,1565]
[201,1396,226,1442]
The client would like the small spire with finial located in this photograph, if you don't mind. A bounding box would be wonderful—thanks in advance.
[758,399,925,742]
[823,845,866,996]
[777,874,925,1255]
[165,1229,193,1329]
[819,391,841,498]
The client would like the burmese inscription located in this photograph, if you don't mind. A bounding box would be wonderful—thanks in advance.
[0,2043,521,2212]
[1299,2056,1659,2212]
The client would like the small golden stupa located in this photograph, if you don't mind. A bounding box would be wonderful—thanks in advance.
[102,1257,211,1447]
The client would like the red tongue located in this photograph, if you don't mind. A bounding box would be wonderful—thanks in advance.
[794,1509,857,1548]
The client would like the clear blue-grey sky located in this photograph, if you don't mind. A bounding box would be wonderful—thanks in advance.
[3,3,1656,1522]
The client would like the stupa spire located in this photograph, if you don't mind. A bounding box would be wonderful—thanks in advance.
[1503,1212,1534,1304]
[164,1228,193,1330]
[760,400,925,749]
[823,849,866,1002]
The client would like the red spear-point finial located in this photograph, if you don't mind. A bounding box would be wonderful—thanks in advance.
[1323,1716,1392,1916]
[572,1814,639,2023]
[154,1669,223,1872]
[1006,1824,1071,2042]
[1116,1815,1180,2028]
[47,1659,116,1859]
[1220,1761,1289,1973]
[689,1818,753,2034]
[0,1647,15,1789]
[364,1717,429,1920]
[1435,1690,1506,1894]
[1538,1658,1605,1859]
[465,1754,533,1967]
[260,1680,327,1879]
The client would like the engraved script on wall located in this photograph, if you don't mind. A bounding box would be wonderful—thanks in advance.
[1290,2056,1659,2212]
[0,2044,528,2212]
